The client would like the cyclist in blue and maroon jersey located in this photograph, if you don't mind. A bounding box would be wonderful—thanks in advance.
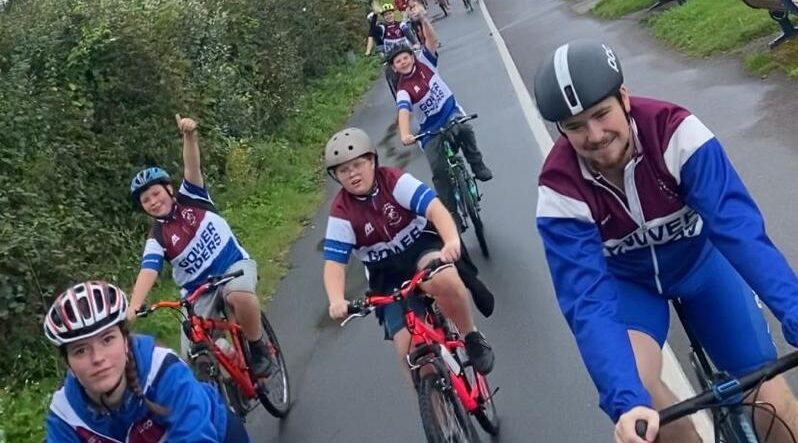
[125,115,273,378]
[534,39,798,443]
[44,281,249,443]
[321,127,495,379]
[365,3,417,58]
[389,13,493,229]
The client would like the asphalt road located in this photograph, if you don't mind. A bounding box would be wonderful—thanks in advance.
[245,1,798,441]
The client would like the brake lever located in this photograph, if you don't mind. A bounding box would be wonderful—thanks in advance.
[340,307,374,327]
[135,305,151,318]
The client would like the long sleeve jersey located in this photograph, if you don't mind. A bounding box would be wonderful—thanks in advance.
[46,335,231,442]
[536,96,798,421]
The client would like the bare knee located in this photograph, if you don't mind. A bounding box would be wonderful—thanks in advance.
[226,291,259,307]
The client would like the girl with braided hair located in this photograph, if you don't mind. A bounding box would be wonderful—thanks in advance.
[44,281,250,443]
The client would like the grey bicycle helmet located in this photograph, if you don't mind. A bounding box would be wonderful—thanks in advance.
[325,127,377,170]
[533,39,624,122]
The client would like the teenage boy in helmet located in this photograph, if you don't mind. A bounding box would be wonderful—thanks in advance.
[389,11,493,228]
[533,39,798,443]
[322,127,495,378]
[126,115,274,378]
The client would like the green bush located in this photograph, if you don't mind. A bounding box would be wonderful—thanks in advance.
[0,0,363,386]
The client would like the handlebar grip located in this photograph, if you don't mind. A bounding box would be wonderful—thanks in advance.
[469,113,478,119]
[228,269,244,278]
[425,258,444,272]
[635,419,647,438]
[135,305,150,318]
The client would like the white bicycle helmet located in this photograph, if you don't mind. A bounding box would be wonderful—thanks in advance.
[44,281,128,347]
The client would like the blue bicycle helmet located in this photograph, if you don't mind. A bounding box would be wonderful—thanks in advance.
[130,167,171,202]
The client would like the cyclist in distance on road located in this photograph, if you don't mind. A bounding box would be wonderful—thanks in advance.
[365,3,418,58]
[322,127,495,380]
[126,115,273,379]
[534,39,798,443]
[390,12,493,229]
[44,281,250,443]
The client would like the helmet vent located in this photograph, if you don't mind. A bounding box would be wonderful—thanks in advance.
[564,85,578,108]
[78,297,91,320]
[93,287,105,311]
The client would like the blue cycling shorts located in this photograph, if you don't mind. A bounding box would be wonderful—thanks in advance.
[616,247,777,377]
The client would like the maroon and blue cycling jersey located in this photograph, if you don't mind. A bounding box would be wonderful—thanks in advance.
[395,48,465,147]
[323,167,437,265]
[139,180,249,296]
[536,96,798,421]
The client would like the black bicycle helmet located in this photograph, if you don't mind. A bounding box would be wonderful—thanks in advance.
[385,44,414,65]
[533,39,624,122]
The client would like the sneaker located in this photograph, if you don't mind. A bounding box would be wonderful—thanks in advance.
[464,331,495,374]
[249,339,276,378]
[471,163,493,182]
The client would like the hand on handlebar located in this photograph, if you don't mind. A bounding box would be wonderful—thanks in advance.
[401,133,417,145]
[616,406,659,443]
[126,306,139,324]
[329,299,350,320]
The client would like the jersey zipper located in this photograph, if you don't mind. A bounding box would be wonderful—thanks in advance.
[591,157,664,294]
[623,157,664,294]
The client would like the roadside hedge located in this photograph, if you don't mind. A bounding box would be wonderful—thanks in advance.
[0,0,364,384]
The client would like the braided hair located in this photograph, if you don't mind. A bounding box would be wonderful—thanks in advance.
[119,324,169,416]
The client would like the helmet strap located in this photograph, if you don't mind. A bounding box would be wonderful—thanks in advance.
[98,372,126,412]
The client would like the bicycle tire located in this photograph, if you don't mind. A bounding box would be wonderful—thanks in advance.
[253,312,292,417]
[418,372,481,443]
[455,169,489,257]
[473,373,500,435]
[193,351,252,417]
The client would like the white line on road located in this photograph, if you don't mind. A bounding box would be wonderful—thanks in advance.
[477,1,714,439]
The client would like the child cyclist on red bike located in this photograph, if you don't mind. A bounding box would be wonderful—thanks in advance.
[44,281,250,442]
[126,115,273,378]
[322,127,495,378]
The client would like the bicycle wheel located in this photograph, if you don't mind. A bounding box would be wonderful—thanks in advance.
[193,351,252,417]
[253,312,291,417]
[418,372,481,443]
[456,170,489,257]
[473,373,500,435]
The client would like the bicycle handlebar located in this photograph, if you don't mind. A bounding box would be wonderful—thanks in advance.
[339,259,453,327]
[635,350,798,438]
[411,114,478,142]
[135,269,245,318]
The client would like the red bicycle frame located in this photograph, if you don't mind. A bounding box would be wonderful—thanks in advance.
[144,279,259,398]
[361,264,483,413]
